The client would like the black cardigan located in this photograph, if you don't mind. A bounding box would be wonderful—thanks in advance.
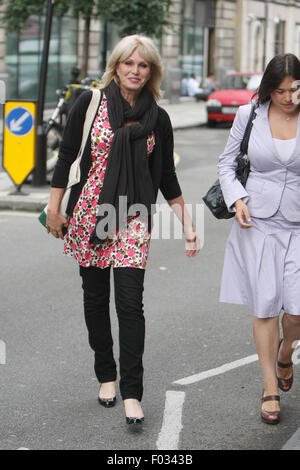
[51,90,182,217]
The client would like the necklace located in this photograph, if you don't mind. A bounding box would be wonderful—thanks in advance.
[270,104,299,122]
[278,113,298,122]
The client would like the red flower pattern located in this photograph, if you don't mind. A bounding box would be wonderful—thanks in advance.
[63,94,155,269]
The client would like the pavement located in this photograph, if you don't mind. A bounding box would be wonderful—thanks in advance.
[0,97,207,212]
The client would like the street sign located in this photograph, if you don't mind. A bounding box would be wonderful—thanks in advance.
[3,101,37,187]
[6,107,34,136]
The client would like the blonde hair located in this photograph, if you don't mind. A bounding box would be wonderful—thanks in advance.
[101,35,163,101]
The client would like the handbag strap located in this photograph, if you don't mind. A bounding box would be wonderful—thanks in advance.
[240,103,257,155]
[67,88,102,187]
[77,88,102,162]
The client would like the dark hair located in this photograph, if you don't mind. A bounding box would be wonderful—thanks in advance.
[254,53,300,104]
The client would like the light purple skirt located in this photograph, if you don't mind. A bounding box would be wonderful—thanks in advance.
[219,210,300,318]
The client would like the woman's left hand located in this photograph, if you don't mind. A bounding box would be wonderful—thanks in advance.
[185,235,201,257]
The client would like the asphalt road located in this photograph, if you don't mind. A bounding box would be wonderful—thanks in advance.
[0,126,299,451]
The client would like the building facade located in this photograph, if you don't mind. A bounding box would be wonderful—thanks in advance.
[2,0,300,104]
[215,0,300,80]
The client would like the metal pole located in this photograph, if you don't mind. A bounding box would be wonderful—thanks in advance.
[263,0,269,69]
[102,21,108,72]
[33,0,55,186]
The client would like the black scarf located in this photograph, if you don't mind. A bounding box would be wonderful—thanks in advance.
[89,80,159,244]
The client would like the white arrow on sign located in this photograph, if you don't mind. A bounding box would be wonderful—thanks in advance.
[9,111,30,132]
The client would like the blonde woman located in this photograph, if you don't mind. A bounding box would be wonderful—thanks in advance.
[46,35,200,425]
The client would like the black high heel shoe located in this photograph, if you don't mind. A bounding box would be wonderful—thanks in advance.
[126,416,144,425]
[98,396,116,408]
[124,399,144,425]
[98,383,116,408]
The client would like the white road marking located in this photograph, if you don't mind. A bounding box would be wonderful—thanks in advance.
[0,210,37,217]
[281,427,300,450]
[157,355,259,450]
[173,354,259,386]
[156,391,185,450]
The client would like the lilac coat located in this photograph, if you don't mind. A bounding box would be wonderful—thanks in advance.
[218,101,300,222]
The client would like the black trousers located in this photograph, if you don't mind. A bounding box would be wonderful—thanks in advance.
[79,265,145,401]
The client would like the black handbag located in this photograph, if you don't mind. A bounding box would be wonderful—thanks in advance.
[202,104,257,219]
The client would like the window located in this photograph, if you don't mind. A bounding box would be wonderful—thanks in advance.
[6,14,78,104]
[274,20,285,56]
[180,0,205,81]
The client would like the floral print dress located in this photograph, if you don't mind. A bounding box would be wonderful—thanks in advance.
[63,94,155,269]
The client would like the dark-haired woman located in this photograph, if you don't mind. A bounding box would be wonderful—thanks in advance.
[218,53,300,425]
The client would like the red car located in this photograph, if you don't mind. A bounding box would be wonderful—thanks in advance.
[206,72,263,126]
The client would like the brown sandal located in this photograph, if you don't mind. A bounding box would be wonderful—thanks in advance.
[261,392,280,425]
[277,339,294,392]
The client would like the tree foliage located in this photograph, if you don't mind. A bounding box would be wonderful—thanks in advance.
[0,0,172,37]
[98,0,172,37]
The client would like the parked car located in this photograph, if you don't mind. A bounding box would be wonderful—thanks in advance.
[206,72,263,126]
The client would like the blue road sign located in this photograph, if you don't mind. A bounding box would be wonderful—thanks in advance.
[5,107,34,136]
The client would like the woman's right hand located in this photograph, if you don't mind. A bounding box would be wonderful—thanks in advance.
[46,209,68,239]
[234,199,253,229]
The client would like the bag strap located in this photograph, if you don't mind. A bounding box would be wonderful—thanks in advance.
[240,103,257,155]
[67,88,102,187]
[77,88,102,162]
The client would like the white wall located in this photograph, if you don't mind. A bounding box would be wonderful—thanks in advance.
[238,0,300,73]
